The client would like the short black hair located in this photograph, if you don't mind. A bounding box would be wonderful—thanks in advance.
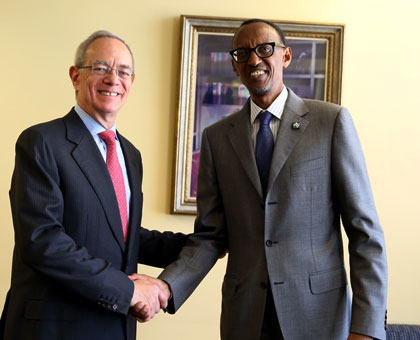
[233,19,287,47]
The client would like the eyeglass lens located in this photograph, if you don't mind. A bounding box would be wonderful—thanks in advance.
[91,62,133,79]
[234,43,274,62]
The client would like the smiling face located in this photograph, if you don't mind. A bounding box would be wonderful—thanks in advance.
[69,37,134,128]
[232,22,291,109]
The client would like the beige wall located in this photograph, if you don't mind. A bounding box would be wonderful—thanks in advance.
[1,0,419,338]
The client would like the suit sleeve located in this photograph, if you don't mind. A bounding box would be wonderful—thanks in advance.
[10,128,134,315]
[138,228,189,268]
[158,128,228,313]
[331,108,387,339]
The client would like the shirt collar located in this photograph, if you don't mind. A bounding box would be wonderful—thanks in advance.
[74,104,118,140]
[250,86,288,124]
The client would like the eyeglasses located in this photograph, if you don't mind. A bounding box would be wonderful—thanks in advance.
[230,42,286,63]
[78,62,134,80]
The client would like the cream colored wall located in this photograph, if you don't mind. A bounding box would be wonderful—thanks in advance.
[1,0,419,338]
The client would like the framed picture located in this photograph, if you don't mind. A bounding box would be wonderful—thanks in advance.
[172,15,344,214]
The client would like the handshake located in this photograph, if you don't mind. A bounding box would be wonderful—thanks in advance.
[128,273,171,323]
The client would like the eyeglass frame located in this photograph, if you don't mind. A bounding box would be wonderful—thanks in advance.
[229,42,286,63]
[77,61,135,80]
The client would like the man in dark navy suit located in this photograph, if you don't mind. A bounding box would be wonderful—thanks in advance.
[0,30,187,340]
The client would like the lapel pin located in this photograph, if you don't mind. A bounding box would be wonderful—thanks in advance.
[292,122,301,129]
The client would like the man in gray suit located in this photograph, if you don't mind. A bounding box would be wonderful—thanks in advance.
[158,19,388,340]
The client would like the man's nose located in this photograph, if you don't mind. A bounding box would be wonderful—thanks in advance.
[247,50,262,66]
[104,69,119,83]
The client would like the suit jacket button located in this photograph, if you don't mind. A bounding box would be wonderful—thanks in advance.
[266,240,273,247]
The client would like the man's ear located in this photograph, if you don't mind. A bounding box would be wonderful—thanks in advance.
[69,66,80,90]
[231,59,239,77]
[283,47,292,69]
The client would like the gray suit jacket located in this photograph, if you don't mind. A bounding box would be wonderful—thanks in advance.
[160,89,387,340]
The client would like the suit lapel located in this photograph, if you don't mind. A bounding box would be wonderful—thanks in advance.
[267,90,310,192]
[64,110,126,252]
[228,102,263,198]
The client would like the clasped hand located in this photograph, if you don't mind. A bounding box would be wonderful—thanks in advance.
[128,273,170,323]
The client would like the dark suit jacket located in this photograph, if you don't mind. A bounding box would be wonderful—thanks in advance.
[1,109,187,340]
[160,89,387,340]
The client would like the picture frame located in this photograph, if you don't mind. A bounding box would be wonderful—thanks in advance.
[172,15,344,214]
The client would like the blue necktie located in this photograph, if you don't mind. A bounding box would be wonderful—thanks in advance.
[256,111,274,198]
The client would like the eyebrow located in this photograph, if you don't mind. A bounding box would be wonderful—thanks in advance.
[94,60,132,70]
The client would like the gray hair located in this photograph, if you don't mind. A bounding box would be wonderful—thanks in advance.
[74,30,136,72]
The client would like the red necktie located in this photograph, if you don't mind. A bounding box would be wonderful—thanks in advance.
[99,130,128,242]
